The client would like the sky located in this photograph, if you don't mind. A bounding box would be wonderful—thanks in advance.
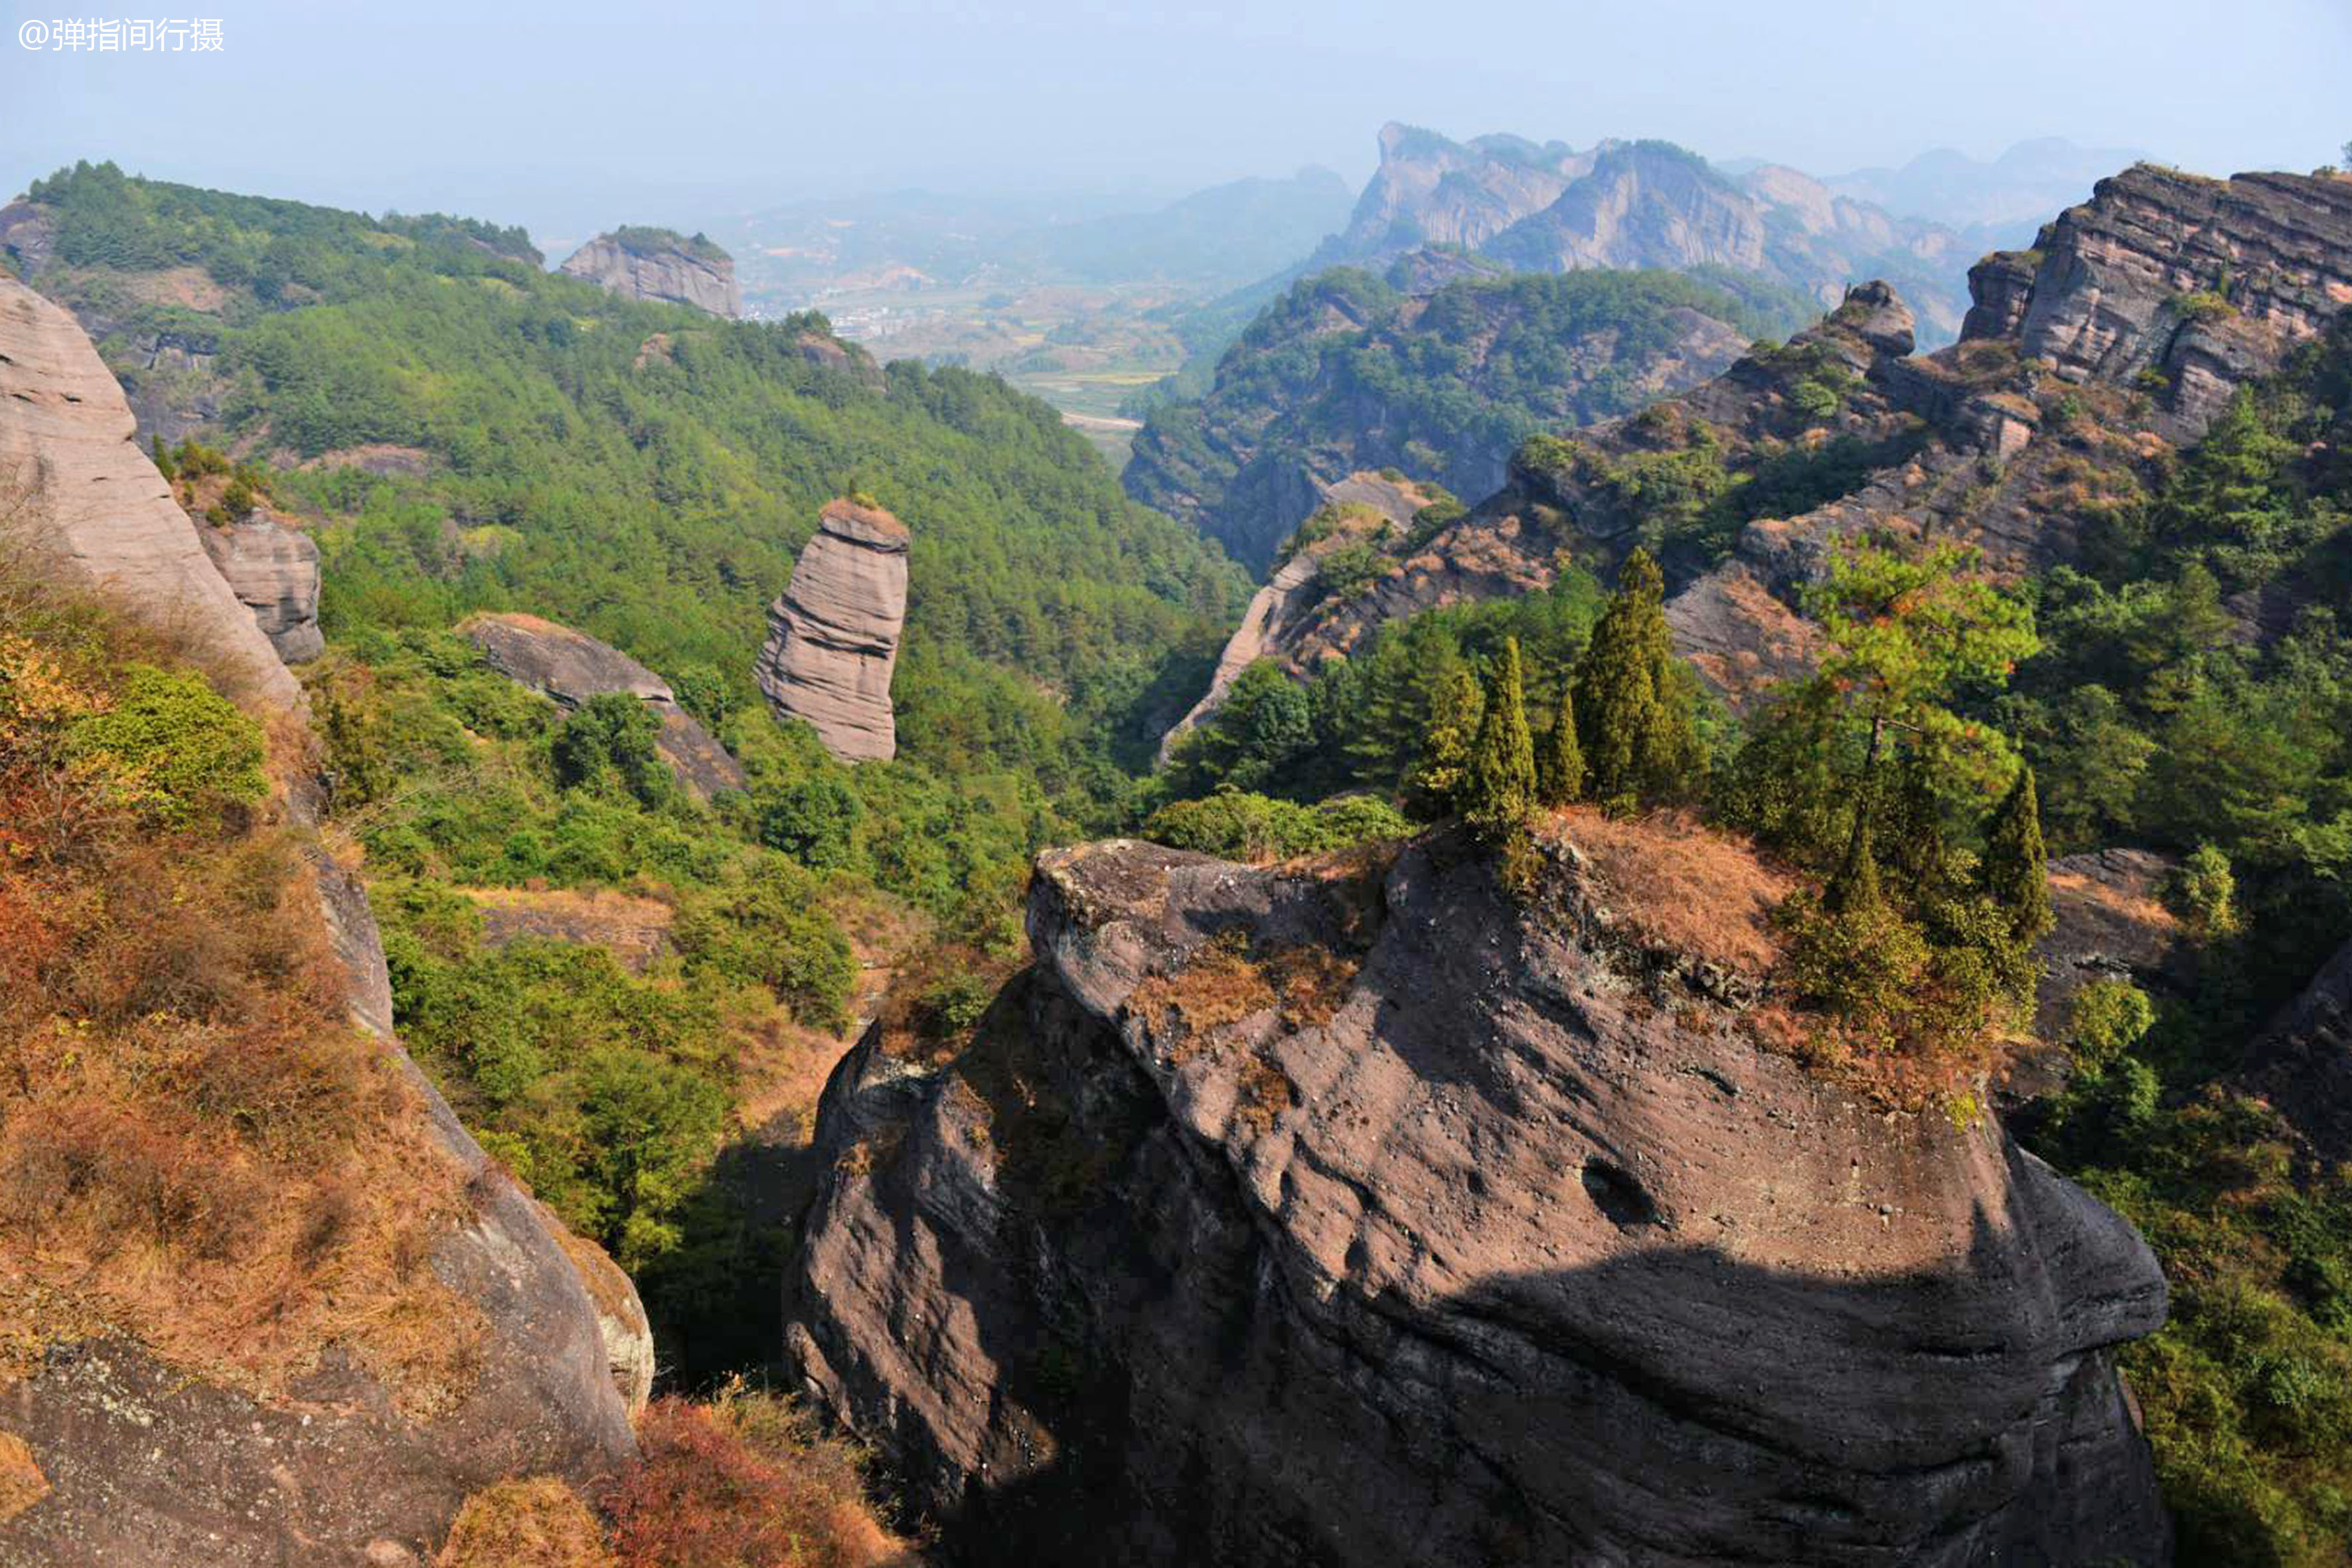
[3,0,2347,248]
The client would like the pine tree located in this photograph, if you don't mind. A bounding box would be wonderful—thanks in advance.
[1407,665,1482,819]
[1575,548,1693,808]
[1535,680,1584,807]
[1460,638,1537,837]
[1980,765,2053,943]
[1825,809,1883,915]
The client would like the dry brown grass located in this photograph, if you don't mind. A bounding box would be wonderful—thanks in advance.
[436,1477,615,1568]
[0,562,480,1414]
[0,1431,48,1524]
[607,1387,915,1567]
[1545,806,1796,976]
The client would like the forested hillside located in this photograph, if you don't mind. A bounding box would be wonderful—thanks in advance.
[1123,262,1813,572]
[1,161,1250,1386]
[4,162,1248,790]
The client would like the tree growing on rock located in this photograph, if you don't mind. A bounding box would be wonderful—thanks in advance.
[1459,637,1536,837]
[1573,547,1698,810]
[1535,682,1585,807]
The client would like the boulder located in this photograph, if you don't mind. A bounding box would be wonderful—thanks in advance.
[197,509,324,663]
[461,611,747,799]
[787,826,2171,1565]
[558,228,741,319]
[756,500,909,763]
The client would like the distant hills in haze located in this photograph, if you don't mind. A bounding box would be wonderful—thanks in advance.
[1822,135,2146,244]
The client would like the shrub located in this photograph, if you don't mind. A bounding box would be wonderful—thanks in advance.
[756,776,862,870]
[553,692,672,809]
[1142,787,1407,864]
[2167,842,2242,939]
[606,1389,907,1568]
[672,860,859,1030]
[66,662,268,824]
[436,1477,613,1568]
[2068,979,2156,1068]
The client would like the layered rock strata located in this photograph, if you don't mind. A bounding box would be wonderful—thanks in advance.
[787,827,2172,1566]
[559,229,741,319]
[1186,167,2352,718]
[0,276,299,708]
[197,508,323,662]
[756,500,909,763]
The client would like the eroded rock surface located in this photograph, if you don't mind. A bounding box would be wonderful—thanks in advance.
[787,830,2171,1566]
[198,509,324,662]
[462,611,747,799]
[0,275,299,708]
[559,228,741,319]
[757,499,909,763]
[2244,939,2352,1164]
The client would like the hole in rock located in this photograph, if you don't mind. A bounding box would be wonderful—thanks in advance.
[1581,1156,1663,1232]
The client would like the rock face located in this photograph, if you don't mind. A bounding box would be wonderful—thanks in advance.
[197,509,325,662]
[0,275,299,709]
[1310,124,1974,339]
[1202,167,2352,716]
[461,611,748,799]
[2001,165,2352,439]
[756,500,909,763]
[559,227,742,319]
[2243,939,2352,1164]
[0,279,647,1565]
[1157,473,1432,757]
[787,828,2171,1566]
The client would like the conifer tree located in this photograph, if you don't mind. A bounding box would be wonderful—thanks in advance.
[1407,665,1482,819]
[1460,638,1537,836]
[1574,548,1693,807]
[1825,809,1883,915]
[1535,680,1585,807]
[1980,765,2053,943]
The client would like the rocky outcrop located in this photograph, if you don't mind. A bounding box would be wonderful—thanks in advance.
[198,508,324,662]
[559,227,741,319]
[1158,473,1434,755]
[1199,167,2352,717]
[788,827,2171,1565]
[0,275,300,709]
[1311,125,1974,340]
[461,611,747,799]
[2242,939,2352,1164]
[757,500,909,763]
[1995,165,2352,439]
[0,280,647,1565]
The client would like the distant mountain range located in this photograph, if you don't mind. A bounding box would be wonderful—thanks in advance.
[1821,136,2146,244]
[1306,123,1981,343]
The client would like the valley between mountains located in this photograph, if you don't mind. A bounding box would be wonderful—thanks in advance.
[1,108,2350,1568]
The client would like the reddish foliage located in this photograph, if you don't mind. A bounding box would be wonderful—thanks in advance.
[605,1395,908,1568]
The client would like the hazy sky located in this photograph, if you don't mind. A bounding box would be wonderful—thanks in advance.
[4,0,2346,246]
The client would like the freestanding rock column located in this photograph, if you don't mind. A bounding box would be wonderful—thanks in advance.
[757,499,909,762]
